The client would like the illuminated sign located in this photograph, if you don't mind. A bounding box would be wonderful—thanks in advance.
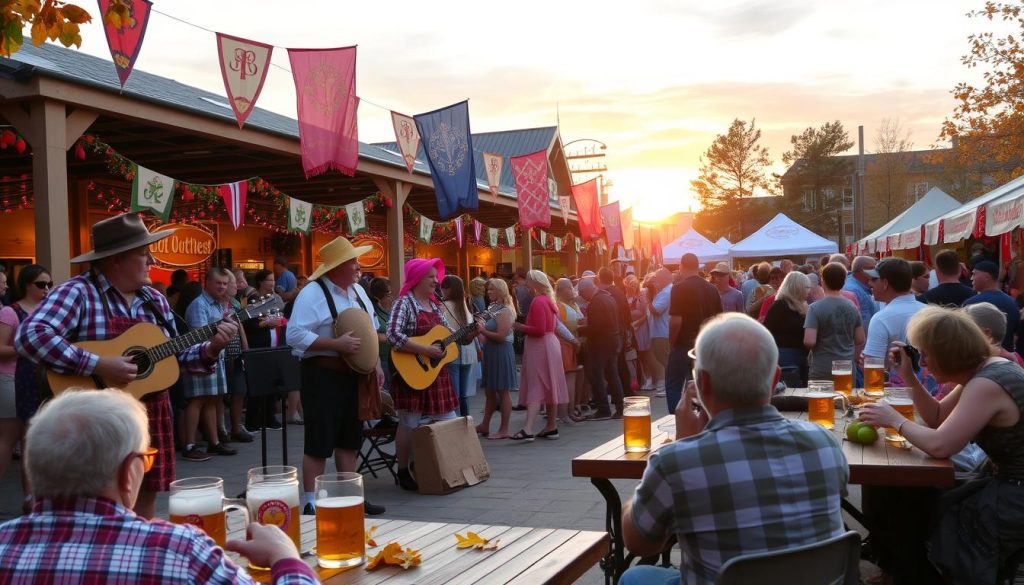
[149,224,216,266]
[354,239,385,268]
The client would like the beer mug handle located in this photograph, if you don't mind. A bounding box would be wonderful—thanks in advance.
[223,498,249,539]
[833,394,850,416]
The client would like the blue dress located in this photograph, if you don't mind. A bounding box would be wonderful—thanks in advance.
[482,305,517,390]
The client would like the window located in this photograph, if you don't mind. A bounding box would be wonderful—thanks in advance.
[843,221,855,238]
[802,188,816,211]
[842,188,854,210]
[906,182,929,205]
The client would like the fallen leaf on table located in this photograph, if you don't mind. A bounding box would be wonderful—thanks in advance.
[365,524,378,548]
[454,531,500,550]
[365,541,422,571]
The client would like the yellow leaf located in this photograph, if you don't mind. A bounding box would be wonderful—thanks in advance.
[454,531,500,551]
[29,19,45,45]
[61,4,91,24]
[365,541,422,571]
[365,541,402,571]
[365,524,379,548]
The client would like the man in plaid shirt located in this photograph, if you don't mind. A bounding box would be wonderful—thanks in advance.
[621,313,848,585]
[0,389,319,584]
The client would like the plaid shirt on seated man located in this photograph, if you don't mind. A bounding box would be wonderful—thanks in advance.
[621,313,849,585]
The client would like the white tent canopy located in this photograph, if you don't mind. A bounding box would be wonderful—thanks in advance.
[728,213,838,258]
[856,187,961,252]
[662,228,730,265]
[716,237,732,248]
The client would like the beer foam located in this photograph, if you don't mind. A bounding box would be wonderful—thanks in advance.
[247,483,300,507]
[169,487,222,516]
[316,496,363,508]
[885,398,914,406]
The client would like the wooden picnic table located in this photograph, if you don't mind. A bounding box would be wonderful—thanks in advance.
[571,403,955,585]
[228,516,608,585]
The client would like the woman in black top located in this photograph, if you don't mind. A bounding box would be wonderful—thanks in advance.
[763,271,810,387]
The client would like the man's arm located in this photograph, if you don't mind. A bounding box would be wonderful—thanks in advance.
[14,283,99,376]
[622,500,670,557]
[620,452,674,558]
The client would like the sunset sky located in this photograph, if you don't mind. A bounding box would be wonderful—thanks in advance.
[66,0,984,222]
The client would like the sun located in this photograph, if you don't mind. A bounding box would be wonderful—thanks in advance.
[607,168,700,224]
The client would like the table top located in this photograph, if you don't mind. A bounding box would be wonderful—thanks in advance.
[572,407,955,488]
[230,517,608,585]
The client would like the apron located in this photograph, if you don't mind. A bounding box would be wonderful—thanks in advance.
[391,305,458,416]
[91,274,176,492]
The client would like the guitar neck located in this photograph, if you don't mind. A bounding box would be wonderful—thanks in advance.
[148,307,244,361]
[439,310,493,347]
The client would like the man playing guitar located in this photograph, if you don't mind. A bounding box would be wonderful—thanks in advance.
[14,214,238,519]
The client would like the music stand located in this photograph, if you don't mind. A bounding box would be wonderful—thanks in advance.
[241,347,301,468]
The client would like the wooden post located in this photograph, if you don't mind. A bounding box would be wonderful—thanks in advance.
[569,238,579,276]
[28,100,71,282]
[376,178,410,294]
[523,229,534,271]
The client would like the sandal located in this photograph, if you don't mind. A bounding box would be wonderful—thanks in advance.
[510,429,534,442]
[475,425,489,438]
[487,433,509,440]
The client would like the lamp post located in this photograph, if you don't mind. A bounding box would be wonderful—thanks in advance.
[565,139,610,267]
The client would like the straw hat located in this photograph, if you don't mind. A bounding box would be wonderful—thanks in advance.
[71,214,174,263]
[309,236,373,281]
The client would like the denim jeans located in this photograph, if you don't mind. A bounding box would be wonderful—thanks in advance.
[447,363,474,417]
[584,341,624,416]
[664,345,692,414]
[619,565,678,585]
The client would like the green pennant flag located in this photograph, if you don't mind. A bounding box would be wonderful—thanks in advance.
[538,230,548,249]
[505,226,516,247]
[418,214,435,244]
[288,198,313,234]
[488,227,499,248]
[575,236,582,253]
[345,201,367,235]
[131,165,175,222]
[554,236,563,252]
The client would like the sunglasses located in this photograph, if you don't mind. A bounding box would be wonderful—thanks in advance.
[132,447,159,472]
[33,281,52,290]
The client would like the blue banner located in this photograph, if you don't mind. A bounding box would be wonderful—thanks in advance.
[414,100,478,219]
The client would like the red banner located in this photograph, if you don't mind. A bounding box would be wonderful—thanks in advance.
[216,33,273,129]
[390,112,420,173]
[288,47,359,178]
[570,178,601,241]
[510,150,551,229]
[600,201,623,247]
[219,180,247,230]
[99,0,153,88]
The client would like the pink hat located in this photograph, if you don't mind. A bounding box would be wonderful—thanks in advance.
[400,258,445,299]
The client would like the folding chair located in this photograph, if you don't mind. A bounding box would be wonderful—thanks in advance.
[357,390,398,484]
[715,530,861,585]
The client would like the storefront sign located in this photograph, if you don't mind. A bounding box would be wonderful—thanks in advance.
[149,224,217,266]
[237,260,266,271]
[355,239,385,268]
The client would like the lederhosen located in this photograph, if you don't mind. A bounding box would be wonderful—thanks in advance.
[88,272,176,491]
[297,279,367,458]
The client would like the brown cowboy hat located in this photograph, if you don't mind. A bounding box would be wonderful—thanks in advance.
[309,236,373,281]
[70,214,175,263]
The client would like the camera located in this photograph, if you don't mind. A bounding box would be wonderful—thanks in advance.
[894,344,921,372]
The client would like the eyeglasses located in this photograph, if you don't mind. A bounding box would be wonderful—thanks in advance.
[132,447,159,472]
[32,281,52,290]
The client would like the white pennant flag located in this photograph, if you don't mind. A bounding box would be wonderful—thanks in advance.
[288,197,313,234]
[554,236,563,252]
[131,165,175,222]
[454,215,464,247]
[505,226,516,247]
[559,195,571,225]
[391,111,421,173]
[344,201,367,235]
[488,227,499,248]
[483,152,503,203]
[418,215,434,244]
[538,229,548,249]
[575,236,582,253]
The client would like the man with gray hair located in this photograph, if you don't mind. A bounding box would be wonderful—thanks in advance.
[620,313,848,585]
[843,255,879,333]
[0,390,319,584]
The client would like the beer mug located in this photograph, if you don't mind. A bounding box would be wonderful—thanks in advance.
[246,466,301,553]
[623,396,652,453]
[831,360,853,396]
[864,356,886,399]
[882,387,915,443]
[806,386,848,430]
[169,477,247,547]
[315,472,365,569]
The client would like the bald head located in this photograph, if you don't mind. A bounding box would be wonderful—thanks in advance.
[577,277,598,300]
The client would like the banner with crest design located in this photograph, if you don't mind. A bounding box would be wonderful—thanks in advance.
[390,112,421,173]
[483,152,503,203]
[289,47,359,178]
[216,33,273,129]
[99,0,153,88]
[415,101,478,219]
[288,198,313,234]
[505,226,516,247]
[600,201,623,247]
[488,228,498,248]
[510,149,551,229]
[344,201,367,235]
[131,164,174,222]
[417,215,435,244]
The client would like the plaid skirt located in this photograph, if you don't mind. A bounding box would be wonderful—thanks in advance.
[141,392,175,492]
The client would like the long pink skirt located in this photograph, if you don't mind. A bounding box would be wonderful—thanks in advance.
[518,332,570,406]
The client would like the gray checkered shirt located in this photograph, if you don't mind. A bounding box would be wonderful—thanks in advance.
[630,406,848,585]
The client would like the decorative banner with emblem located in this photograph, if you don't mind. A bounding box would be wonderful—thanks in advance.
[288,197,313,234]
[130,164,175,222]
[216,33,273,129]
[571,177,602,241]
[600,201,623,247]
[483,152,503,203]
[454,215,464,247]
[415,100,478,219]
[288,46,359,178]
[98,0,153,88]
[505,226,516,247]
[559,196,571,225]
[390,112,421,173]
[510,149,551,229]
[345,201,367,235]
[488,227,499,248]
[417,215,434,244]
[218,180,247,230]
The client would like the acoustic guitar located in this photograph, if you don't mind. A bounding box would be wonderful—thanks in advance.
[391,308,496,390]
[44,295,284,400]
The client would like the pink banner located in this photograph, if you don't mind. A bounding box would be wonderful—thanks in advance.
[216,33,273,129]
[288,46,359,178]
[219,180,247,230]
[571,178,602,241]
[454,215,464,248]
[390,111,420,173]
[600,201,623,247]
[483,152,503,203]
[99,0,153,88]
[510,150,551,229]
[620,206,634,250]
[473,219,483,242]
[559,195,571,225]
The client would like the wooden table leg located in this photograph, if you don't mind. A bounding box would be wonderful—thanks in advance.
[591,477,626,585]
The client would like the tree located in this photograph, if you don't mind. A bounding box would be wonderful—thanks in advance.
[865,118,914,224]
[691,118,775,240]
[1,0,92,57]
[780,120,855,237]
[938,1,1024,198]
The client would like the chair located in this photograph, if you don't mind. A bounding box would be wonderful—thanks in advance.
[715,531,861,585]
[357,390,398,484]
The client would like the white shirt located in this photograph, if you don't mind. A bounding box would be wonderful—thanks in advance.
[286,278,378,358]
[863,294,927,358]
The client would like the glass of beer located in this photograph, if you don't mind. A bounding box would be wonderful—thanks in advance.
[831,360,853,396]
[864,356,886,399]
[246,465,301,567]
[315,472,366,569]
[882,387,915,443]
[169,477,247,546]
[623,396,652,453]
[806,389,848,430]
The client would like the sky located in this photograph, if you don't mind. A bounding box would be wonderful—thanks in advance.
[64,0,985,222]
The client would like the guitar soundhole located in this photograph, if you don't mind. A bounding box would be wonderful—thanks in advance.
[125,347,154,379]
